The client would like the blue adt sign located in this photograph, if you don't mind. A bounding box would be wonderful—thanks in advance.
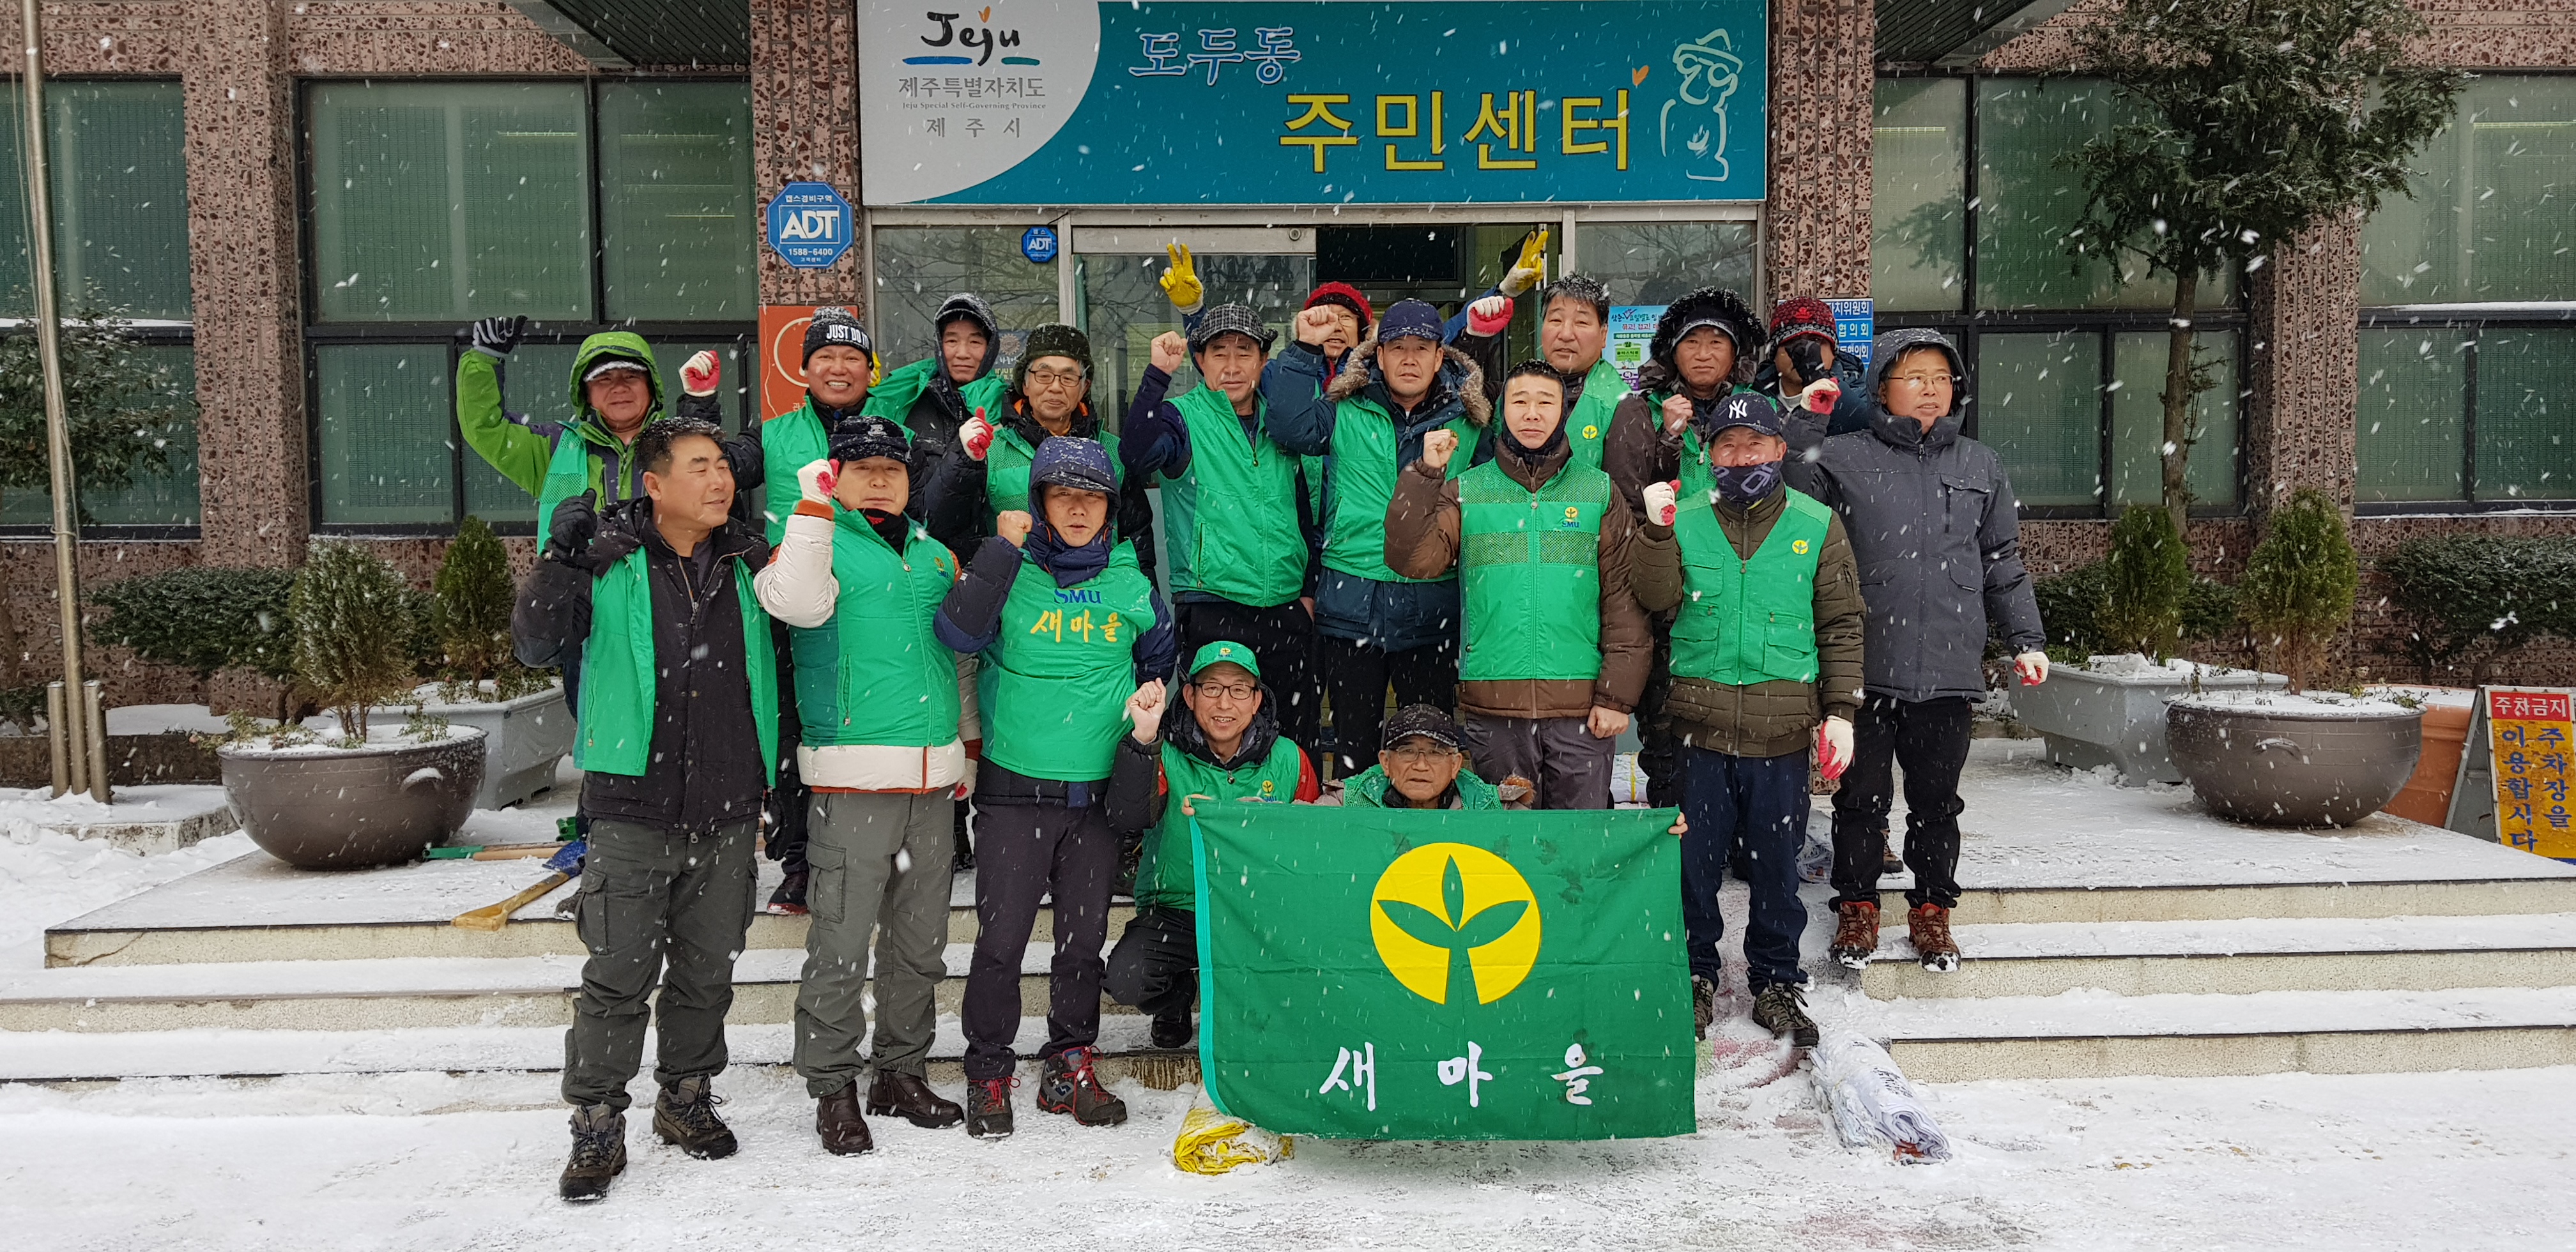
[767,181,855,269]
[1020,225,1059,264]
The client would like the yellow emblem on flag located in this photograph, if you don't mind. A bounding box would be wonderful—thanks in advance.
[1368,843,1542,1005]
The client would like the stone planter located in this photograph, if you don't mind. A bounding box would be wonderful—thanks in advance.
[369,684,573,810]
[220,728,486,868]
[2166,698,2424,828]
[2007,655,2287,785]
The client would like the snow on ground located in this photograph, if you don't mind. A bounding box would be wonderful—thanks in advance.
[0,814,253,972]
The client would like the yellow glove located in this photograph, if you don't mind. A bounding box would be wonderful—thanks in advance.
[1160,243,1204,314]
[1500,227,1549,296]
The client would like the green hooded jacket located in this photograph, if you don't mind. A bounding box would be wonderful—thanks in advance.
[457,331,668,535]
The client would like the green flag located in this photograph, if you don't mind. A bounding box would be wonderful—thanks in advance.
[1190,800,1696,1141]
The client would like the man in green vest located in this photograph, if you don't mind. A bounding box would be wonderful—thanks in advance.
[1101,640,1321,1050]
[863,293,1006,463]
[1630,392,1866,1050]
[923,323,1156,577]
[933,436,1178,1139]
[1386,362,1651,809]
[752,415,976,1156]
[1119,303,1324,749]
[1322,703,1508,811]
[1536,274,1628,472]
[508,417,778,1203]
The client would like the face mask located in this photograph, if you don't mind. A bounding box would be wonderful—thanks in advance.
[1710,459,1781,506]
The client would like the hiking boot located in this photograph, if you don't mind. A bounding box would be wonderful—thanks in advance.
[1036,1046,1128,1127]
[815,1085,874,1156]
[1690,974,1718,1040]
[1150,1009,1194,1050]
[1752,983,1821,1048]
[1830,901,1881,970]
[868,1070,964,1129]
[766,869,809,915]
[652,1076,737,1159]
[1910,903,1960,973]
[966,1076,1016,1140]
[559,1104,627,1203]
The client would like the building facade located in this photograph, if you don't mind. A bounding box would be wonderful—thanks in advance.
[3,0,2572,706]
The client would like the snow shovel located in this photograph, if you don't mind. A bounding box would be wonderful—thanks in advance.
[451,840,585,931]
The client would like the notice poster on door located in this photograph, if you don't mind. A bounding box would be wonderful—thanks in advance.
[1608,306,1662,390]
[2486,687,2576,862]
[758,305,823,424]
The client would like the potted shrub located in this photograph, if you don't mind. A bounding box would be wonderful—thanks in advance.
[217,542,484,868]
[365,515,571,809]
[2169,491,2421,827]
[2013,506,2283,783]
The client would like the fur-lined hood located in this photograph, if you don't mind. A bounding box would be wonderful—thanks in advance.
[1322,333,1492,427]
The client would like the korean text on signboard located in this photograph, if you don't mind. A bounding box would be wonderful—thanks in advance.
[857,1,1768,206]
[2488,688,2575,862]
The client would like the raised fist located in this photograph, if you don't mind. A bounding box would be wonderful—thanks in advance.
[1466,295,1514,338]
[1641,480,1678,528]
[1149,331,1188,376]
[469,315,527,358]
[959,411,996,462]
[1799,376,1841,415]
[1126,679,1168,744]
[796,459,836,506]
[1420,428,1459,471]
[680,350,721,397]
[995,509,1034,547]
[1294,305,1340,347]
[1660,392,1694,437]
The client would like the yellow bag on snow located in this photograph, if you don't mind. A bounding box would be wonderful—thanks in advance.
[1171,1090,1293,1175]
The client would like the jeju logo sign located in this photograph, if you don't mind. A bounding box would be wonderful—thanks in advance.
[859,1,1102,203]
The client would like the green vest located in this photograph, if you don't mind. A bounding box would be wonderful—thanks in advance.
[1340,764,1503,810]
[758,398,833,546]
[1563,358,1625,472]
[1456,458,1615,682]
[574,546,779,784]
[1669,490,1832,687]
[537,427,625,543]
[1321,395,1474,583]
[1136,736,1305,908]
[977,541,1160,782]
[986,422,1124,528]
[1160,385,1305,607]
[791,511,962,747]
[862,358,1008,431]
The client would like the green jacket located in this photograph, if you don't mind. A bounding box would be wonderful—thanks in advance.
[457,331,667,535]
[864,357,1008,431]
[1337,765,1503,810]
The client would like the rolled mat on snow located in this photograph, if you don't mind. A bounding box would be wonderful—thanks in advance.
[1811,1033,1952,1163]
[1172,1091,1293,1175]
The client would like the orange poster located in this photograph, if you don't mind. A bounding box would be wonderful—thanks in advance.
[758,304,824,423]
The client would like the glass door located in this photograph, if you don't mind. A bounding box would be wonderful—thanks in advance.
[1073,227,1317,426]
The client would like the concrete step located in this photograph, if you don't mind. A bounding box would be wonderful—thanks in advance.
[1874,985,2576,1081]
[0,945,1135,1034]
[0,1018,1201,1087]
[1874,877,2576,926]
[1862,913,2576,999]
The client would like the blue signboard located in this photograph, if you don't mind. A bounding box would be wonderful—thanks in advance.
[858,1,1767,206]
[1827,298,1874,366]
[1021,225,1061,263]
[767,181,855,268]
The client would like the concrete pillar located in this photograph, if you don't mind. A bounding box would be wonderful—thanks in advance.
[2244,213,2363,515]
[180,0,305,566]
[1762,0,1876,303]
[750,0,860,309]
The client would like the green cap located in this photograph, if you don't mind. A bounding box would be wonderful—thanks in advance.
[1187,639,1261,680]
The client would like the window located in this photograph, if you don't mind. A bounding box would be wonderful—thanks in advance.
[2359,76,2576,305]
[871,225,1065,366]
[1580,222,1757,307]
[0,81,196,532]
[2358,325,2575,507]
[1869,76,2246,517]
[303,80,755,532]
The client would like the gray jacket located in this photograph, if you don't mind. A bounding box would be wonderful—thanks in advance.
[1784,328,2046,703]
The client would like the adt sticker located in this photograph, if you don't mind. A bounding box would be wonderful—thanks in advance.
[1021,225,1059,264]
[767,182,854,270]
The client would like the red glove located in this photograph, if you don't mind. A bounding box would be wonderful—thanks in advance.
[960,409,995,461]
[1798,377,1840,415]
[1640,480,1679,528]
[1466,295,1514,338]
[680,350,721,397]
[1818,716,1854,781]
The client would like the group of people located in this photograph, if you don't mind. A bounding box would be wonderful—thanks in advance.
[459,239,2050,1202]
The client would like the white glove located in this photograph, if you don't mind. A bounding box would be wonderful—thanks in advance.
[958,413,996,462]
[680,350,721,397]
[796,459,836,505]
[2014,651,2050,685]
[1818,715,1854,781]
[1798,376,1841,415]
[1641,480,1678,528]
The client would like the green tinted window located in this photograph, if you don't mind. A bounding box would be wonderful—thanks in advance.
[599,83,754,321]
[0,81,191,319]
[1977,332,2101,507]
[1975,78,2232,312]
[1581,222,1758,307]
[316,344,454,524]
[2361,77,2576,305]
[2476,326,2576,501]
[1872,78,1967,313]
[2356,329,2468,503]
[309,82,592,322]
[872,227,1063,365]
[2109,331,2239,510]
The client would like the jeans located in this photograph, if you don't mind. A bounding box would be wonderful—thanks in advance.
[1676,745,1810,990]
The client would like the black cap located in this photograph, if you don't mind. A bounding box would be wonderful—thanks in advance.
[1381,703,1464,752]
[828,415,912,466]
[1696,392,1785,443]
[804,307,873,367]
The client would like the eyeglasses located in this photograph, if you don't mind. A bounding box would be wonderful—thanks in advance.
[1886,373,1958,390]
[1192,682,1257,702]
[1025,367,1087,392]
[1385,744,1458,763]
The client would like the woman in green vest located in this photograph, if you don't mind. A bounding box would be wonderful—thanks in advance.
[1101,640,1321,1051]
[863,293,1007,463]
[1386,362,1652,810]
[1629,392,1866,1054]
[921,323,1153,570]
[933,436,1177,1141]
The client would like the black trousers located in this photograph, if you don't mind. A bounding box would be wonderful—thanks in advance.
[1632,615,1683,808]
[960,800,1118,1080]
[1319,632,1457,776]
[1829,694,1975,910]
[1176,598,1320,752]
[1103,906,1198,1019]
